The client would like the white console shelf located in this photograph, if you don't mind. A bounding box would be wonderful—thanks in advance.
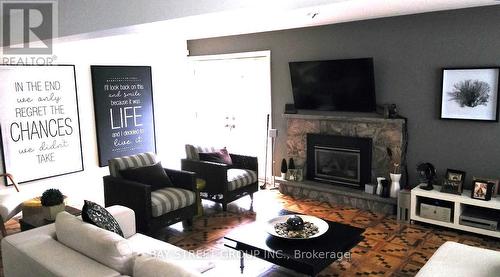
[411,185,500,238]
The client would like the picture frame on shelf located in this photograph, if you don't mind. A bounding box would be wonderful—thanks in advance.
[441,180,462,195]
[471,180,493,201]
[440,67,500,122]
[441,169,466,194]
[473,176,499,198]
[446,169,466,183]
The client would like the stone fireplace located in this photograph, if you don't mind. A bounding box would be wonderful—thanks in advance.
[278,113,406,214]
[307,134,372,189]
[285,113,405,181]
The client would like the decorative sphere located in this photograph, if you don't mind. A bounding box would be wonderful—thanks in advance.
[286,215,304,231]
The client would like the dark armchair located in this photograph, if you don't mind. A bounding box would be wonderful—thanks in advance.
[103,152,197,234]
[181,145,258,211]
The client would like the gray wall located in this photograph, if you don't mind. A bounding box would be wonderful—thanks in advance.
[187,6,500,189]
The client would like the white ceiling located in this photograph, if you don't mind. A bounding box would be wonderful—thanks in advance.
[177,0,500,40]
[59,0,499,42]
[56,0,350,38]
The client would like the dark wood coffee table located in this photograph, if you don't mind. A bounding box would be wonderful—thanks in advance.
[20,206,82,231]
[224,210,364,276]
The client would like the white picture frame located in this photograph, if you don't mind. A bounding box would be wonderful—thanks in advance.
[440,67,500,121]
[0,65,83,184]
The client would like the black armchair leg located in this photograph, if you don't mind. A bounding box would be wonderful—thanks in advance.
[182,218,194,230]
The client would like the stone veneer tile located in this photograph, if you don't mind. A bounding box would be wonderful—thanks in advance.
[286,135,306,158]
[353,123,378,137]
[287,119,320,136]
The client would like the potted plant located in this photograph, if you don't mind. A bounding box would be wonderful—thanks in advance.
[41,188,65,221]
[288,158,295,170]
[387,147,402,198]
[280,159,288,179]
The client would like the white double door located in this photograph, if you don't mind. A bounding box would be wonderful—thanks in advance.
[188,51,271,179]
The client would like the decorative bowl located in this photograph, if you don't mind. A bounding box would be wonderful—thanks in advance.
[266,215,329,239]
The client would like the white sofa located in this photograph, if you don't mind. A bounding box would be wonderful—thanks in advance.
[417,241,500,277]
[1,205,214,277]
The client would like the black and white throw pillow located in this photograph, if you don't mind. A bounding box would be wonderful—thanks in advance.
[82,200,124,237]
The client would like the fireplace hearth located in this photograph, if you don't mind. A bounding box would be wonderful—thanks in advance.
[307,134,372,189]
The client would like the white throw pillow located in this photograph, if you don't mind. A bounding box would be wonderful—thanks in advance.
[55,211,135,275]
[133,254,202,277]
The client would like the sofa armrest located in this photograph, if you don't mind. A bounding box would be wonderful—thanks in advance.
[2,224,123,277]
[106,205,136,239]
[230,154,258,171]
[416,241,500,277]
[103,176,152,232]
[181,159,228,193]
[164,168,196,192]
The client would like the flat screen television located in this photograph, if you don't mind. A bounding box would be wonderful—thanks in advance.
[289,58,376,112]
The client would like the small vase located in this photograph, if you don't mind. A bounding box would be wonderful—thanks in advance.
[390,173,401,198]
[376,177,385,196]
[43,203,65,221]
[381,179,390,198]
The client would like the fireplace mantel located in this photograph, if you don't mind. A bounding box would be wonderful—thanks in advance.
[283,112,405,125]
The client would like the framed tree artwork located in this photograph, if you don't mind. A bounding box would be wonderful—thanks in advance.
[440,67,500,121]
[0,65,84,184]
[91,66,156,167]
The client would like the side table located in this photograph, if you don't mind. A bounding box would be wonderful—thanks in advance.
[397,190,411,222]
[20,204,81,231]
[196,178,206,217]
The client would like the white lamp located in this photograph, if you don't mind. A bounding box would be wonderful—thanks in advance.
[268,128,278,189]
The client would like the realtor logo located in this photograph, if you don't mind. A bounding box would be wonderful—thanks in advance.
[1,1,57,55]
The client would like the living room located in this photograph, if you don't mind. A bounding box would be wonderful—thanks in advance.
[1,1,500,276]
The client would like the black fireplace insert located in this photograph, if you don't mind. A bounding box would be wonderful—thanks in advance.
[306,134,372,189]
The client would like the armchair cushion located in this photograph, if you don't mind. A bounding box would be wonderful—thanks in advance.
[120,162,173,191]
[185,144,224,161]
[108,152,157,178]
[151,188,196,217]
[199,148,233,165]
[227,169,258,191]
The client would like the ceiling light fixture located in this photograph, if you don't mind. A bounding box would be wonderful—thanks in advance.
[307,12,319,19]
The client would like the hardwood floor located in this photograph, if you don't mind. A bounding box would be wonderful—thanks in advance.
[1,188,500,276]
[160,189,500,276]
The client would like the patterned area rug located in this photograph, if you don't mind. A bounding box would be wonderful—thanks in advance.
[1,189,499,276]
